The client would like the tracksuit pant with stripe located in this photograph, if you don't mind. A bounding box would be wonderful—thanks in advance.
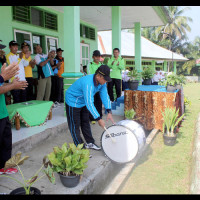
[65,103,95,146]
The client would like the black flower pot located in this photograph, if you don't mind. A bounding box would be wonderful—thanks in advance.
[10,187,41,195]
[58,172,81,188]
[143,78,152,85]
[175,84,181,90]
[128,80,139,90]
[163,134,177,146]
[166,84,177,92]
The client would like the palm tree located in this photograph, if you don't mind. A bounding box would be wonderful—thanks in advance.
[158,6,193,40]
[181,36,200,74]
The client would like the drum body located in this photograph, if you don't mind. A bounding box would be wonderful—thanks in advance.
[101,120,146,164]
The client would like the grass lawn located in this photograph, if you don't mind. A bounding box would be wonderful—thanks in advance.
[118,83,200,194]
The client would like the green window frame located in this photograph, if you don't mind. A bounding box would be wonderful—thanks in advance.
[12,6,58,31]
[80,24,95,40]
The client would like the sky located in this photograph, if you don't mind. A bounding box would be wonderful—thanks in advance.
[181,6,200,42]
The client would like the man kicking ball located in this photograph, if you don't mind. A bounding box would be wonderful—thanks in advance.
[65,65,114,151]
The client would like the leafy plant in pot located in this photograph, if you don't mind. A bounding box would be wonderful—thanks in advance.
[124,108,136,120]
[175,75,186,90]
[161,107,185,146]
[141,67,155,85]
[165,73,179,92]
[127,69,140,90]
[0,152,55,195]
[44,142,90,188]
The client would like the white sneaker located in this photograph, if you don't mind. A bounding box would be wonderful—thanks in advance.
[55,101,61,106]
[85,143,101,151]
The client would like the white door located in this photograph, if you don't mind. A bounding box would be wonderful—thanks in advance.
[80,43,90,71]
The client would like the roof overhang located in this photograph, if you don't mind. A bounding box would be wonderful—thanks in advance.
[46,6,169,30]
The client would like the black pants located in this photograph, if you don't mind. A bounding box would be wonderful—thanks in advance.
[107,78,122,102]
[57,77,64,103]
[65,103,95,146]
[50,75,59,102]
[25,77,34,101]
[11,89,26,104]
[0,117,12,169]
[89,92,102,121]
[152,82,158,85]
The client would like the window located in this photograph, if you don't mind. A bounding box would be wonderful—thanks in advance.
[32,35,44,54]
[142,62,151,65]
[44,12,57,30]
[46,36,58,53]
[13,6,30,23]
[126,61,135,65]
[80,24,95,40]
[14,29,58,54]
[80,43,90,67]
[31,7,43,27]
[13,6,58,31]
[14,29,33,53]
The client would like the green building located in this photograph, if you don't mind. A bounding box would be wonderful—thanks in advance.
[0,6,170,93]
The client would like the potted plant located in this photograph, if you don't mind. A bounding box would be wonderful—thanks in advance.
[165,73,178,92]
[124,108,136,120]
[0,152,55,195]
[44,142,90,188]
[141,67,155,85]
[161,107,185,146]
[176,75,186,90]
[127,69,140,90]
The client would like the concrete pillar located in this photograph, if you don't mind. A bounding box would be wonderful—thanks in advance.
[112,6,121,51]
[135,22,142,84]
[173,61,177,74]
[152,60,156,71]
[62,6,83,93]
[164,60,167,72]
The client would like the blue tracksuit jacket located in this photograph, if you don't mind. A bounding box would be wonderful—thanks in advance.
[65,74,111,120]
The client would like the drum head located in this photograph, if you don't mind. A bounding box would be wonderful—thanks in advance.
[101,125,139,164]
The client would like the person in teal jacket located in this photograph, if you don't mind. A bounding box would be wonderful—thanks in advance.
[65,65,115,151]
[107,48,125,102]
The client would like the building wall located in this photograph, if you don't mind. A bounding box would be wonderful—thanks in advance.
[0,6,98,77]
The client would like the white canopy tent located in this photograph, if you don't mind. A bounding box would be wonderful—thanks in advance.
[98,30,188,62]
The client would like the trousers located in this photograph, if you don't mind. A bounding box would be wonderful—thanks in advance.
[0,117,12,169]
[107,78,122,102]
[65,103,95,146]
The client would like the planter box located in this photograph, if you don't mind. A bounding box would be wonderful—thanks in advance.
[10,187,41,195]
[166,85,177,92]
[143,79,152,85]
[128,80,139,90]
[58,172,81,188]
[163,134,177,146]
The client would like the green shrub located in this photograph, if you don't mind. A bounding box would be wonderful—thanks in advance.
[45,143,90,176]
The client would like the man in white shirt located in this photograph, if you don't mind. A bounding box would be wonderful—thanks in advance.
[6,40,30,103]
[34,45,54,101]
[152,67,162,85]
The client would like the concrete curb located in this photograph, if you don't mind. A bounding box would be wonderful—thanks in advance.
[12,122,68,155]
[190,113,200,194]
[102,128,159,194]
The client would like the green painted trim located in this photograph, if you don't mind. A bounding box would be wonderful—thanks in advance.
[112,6,121,51]
[173,61,177,74]
[62,72,83,78]
[152,60,156,70]
[135,22,142,73]
[164,60,167,72]
[152,6,169,25]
